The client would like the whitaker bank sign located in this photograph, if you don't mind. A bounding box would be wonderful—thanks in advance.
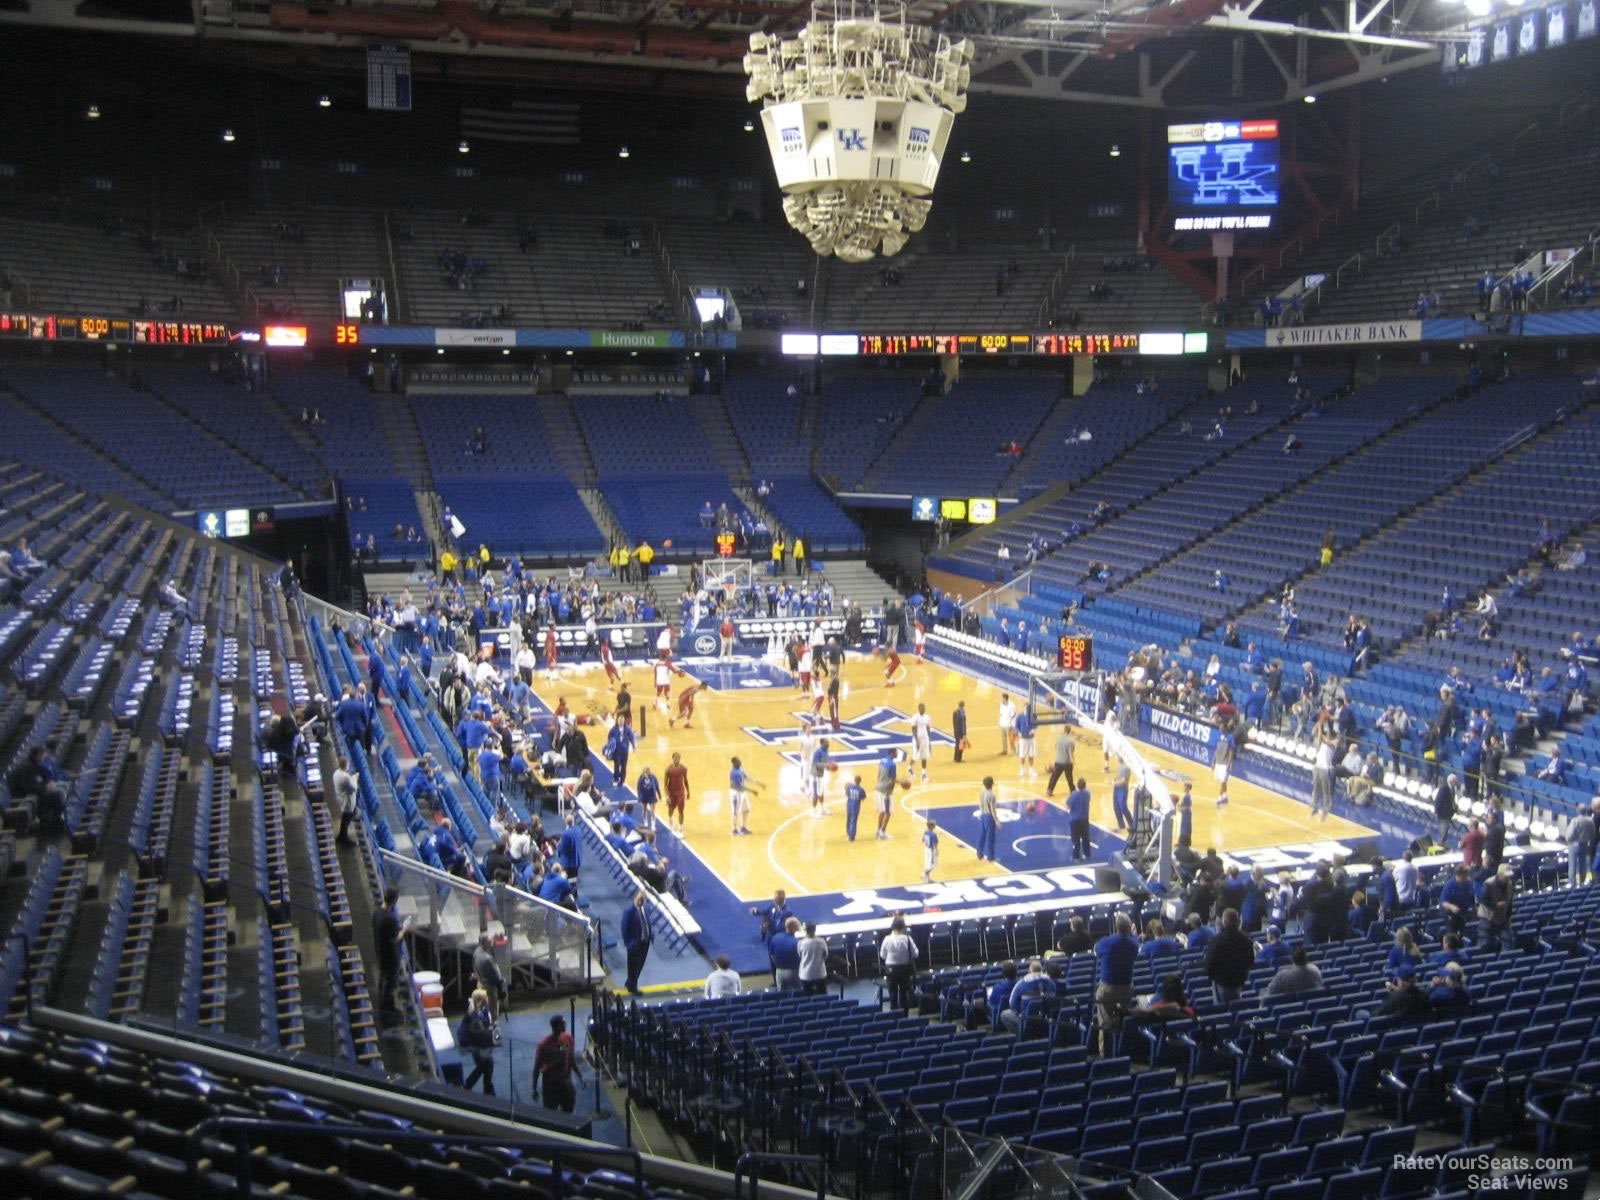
[1267,320,1422,348]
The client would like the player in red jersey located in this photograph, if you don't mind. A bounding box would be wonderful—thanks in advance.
[883,645,904,688]
[663,751,690,834]
[669,681,710,728]
[913,620,927,662]
[543,626,559,677]
[599,637,621,685]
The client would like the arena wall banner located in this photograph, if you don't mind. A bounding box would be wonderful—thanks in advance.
[1138,703,1222,766]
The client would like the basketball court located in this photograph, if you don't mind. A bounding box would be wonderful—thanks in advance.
[531,648,1378,914]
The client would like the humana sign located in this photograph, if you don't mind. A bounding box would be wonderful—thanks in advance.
[591,330,670,348]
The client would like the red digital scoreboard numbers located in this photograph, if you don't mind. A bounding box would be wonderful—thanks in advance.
[334,323,360,345]
[715,531,738,558]
[1057,635,1095,673]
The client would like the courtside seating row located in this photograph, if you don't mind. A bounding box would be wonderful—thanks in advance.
[0,1021,711,1200]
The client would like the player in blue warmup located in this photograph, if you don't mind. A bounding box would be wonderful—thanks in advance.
[921,818,939,882]
[728,756,765,836]
[1067,782,1092,860]
[977,776,999,862]
[636,764,660,832]
[844,774,866,841]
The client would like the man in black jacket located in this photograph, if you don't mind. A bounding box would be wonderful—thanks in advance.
[1055,915,1094,956]
[952,701,968,764]
[7,744,64,833]
[1204,909,1255,1005]
[1478,863,1514,950]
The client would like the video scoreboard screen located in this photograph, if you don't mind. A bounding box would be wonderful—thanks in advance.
[1167,119,1280,233]
[0,313,230,345]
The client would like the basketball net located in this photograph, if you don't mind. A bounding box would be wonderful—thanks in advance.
[1029,670,1174,885]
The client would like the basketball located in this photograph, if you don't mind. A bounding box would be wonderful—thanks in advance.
[662,538,673,549]
[897,779,913,792]
[827,761,839,772]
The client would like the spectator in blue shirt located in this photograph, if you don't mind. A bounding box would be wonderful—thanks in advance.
[1183,913,1214,951]
[538,863,577,910]
[1428,962,1471,1017]
[752,889,795,942]
[1438,865,1476,935]
[1347,889,1377,937]
[1139,919,1182,961]
[1255,925,1293,971]
[1386,927,1423,978]
[1239,865,1271,932]
[555,823,582,876]
[1093,913,1140,1055]
[334,687,371,754]
[1002,958,1057,1034]
[769,917,802,988]
[986,961,1018,1028]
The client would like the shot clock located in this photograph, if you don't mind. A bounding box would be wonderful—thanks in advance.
[1057,635,1094,673]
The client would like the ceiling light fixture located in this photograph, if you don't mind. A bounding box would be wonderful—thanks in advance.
[318,95,332,109]
[1109,144,1121,157]
[458,140,471,154]
[221,128,236,143]
[86,104,101,120]
[618,145,631,159]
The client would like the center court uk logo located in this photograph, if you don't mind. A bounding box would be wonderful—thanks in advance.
[743,705,955,765]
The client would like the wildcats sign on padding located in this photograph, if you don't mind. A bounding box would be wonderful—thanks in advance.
[1139,703,1221,766]
[744,705,955,765]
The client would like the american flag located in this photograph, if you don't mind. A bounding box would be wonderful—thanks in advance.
[460,99,581,145]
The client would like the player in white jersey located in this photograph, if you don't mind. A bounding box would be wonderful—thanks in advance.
[654,659,675,710]
[909,703,933,782]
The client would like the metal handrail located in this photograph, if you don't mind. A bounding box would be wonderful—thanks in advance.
[1414,192,1441,225]
[189,1117,651,1200]
[1036,244,1078,325]
[1276,236,1303,269]
[1375,222,1401,257]
[1529,226,1600,311]
[733,1152,828,1199]
[1334,252,1363,289]
[1450,154,1495,189]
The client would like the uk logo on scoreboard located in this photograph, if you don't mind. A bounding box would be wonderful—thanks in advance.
[743,705,954,764]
